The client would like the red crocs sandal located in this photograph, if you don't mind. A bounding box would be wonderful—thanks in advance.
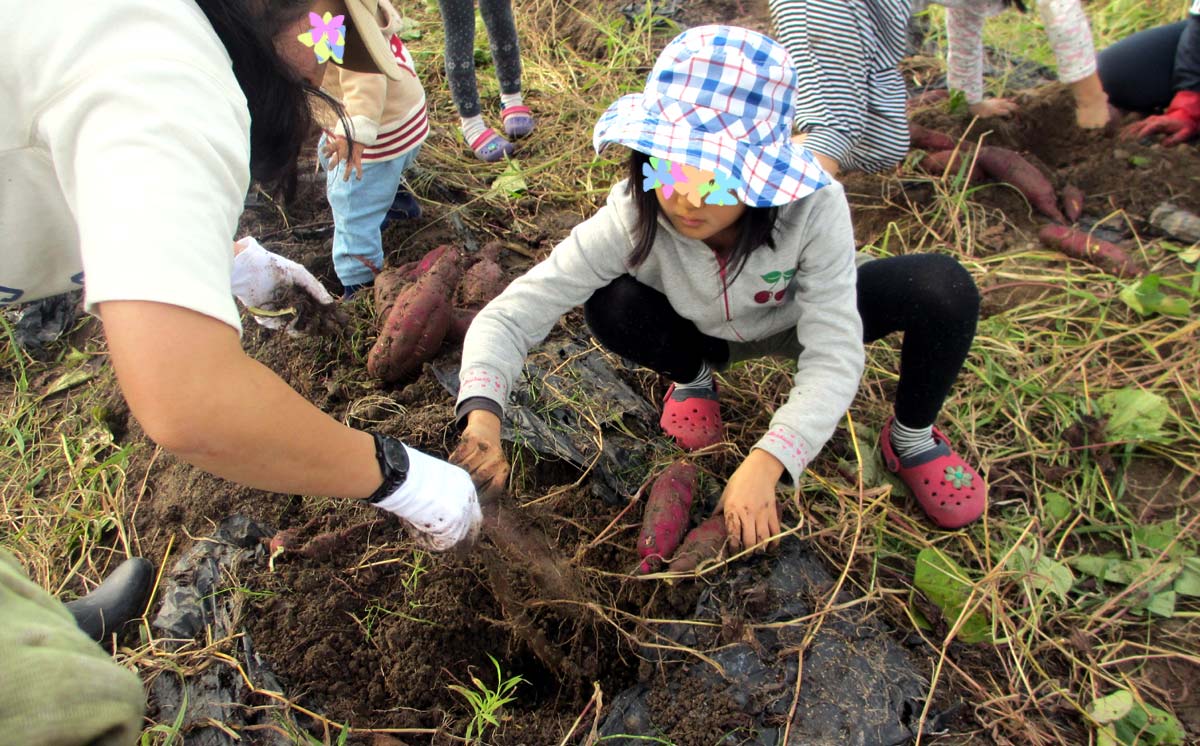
[880,417,986,529]
[660,383,723,451]
[501,105,535,138]
[465,127,514,163]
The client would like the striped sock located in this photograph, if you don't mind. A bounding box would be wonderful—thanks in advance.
[500,92,524,110]
[889,419,937,461]
[673,362,714,395]
[460,114,488,145]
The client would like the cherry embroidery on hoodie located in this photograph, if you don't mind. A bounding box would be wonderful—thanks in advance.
[752,268,796,304]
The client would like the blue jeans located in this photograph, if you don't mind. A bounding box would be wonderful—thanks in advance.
[318,135,421,288]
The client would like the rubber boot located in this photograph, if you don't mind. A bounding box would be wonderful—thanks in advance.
[65,557,154,643]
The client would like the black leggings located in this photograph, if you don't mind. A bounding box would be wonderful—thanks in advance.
[583,254,979,428]
[1097,21,1188,113]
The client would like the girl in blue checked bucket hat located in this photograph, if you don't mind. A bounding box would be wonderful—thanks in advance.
[451,25,986,551]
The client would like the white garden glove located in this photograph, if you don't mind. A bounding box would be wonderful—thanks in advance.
[373,444,483,551]
[231,236,335,331]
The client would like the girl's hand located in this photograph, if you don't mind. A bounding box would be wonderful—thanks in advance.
[968,97,1019,118]
[1070,73,1113,130]
[451,409,509,499]
[322,134,365,181]
[718,449,785,552]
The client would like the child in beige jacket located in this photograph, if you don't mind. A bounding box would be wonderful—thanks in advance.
[318,0,429,296]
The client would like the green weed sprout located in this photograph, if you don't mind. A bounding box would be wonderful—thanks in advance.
[448,655,525,744]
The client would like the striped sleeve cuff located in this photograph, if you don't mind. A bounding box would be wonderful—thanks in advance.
[796,126,853,170]
[753,425,812,486]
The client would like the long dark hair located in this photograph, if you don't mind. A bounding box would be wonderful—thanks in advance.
[626,150,778,281]
[194,0,345,200]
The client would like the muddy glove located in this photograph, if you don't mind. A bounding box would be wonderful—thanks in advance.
[1123,90,1200,146]
[231,236,335,331]
[372,443,482,551]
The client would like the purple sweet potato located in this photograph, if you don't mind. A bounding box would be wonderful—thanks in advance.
[909,123,957,152]
[372,267,408,319]
[445,307,478,346]
[637,461,698,574]
[367,247,462,383]
[393,245,452,283]
[1038,224,1142,278]
[667,515,728,573]
[920,149,982,184]
[1060,184,1085,223]
[974,146,1067,223]
[458,241,508,308]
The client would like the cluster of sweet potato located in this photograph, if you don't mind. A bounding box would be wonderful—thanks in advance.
[910,123,1142,278]
[367,242,510,384]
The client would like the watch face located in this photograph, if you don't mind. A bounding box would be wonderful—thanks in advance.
[378,434,409,477]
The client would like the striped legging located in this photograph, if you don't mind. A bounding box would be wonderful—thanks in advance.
[769,0,913,173]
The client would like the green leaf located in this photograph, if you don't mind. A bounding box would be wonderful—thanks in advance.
[1091,690,1188,746]
[490,159,527,197]
[1159,239,1200,262]
[41,367,97,398]
[913,548,992,644]
[1129,155,1152,167]
[947,89,969,115]
[1136,589,1176,618]
[1090,690,1134,724]
[1096,388,1171,443]
[1132,521,1189,558]
[1119,274,1191,317]
[1007,545,1075,602]
[1174,557,1200,597]
[1043,492,1072,522]
[761,270,783,283]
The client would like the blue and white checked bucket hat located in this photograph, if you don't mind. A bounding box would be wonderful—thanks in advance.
[593,25,830,208]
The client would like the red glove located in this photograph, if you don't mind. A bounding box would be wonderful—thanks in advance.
[1122,90,1200,145]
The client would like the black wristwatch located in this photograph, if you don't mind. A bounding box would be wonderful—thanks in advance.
[366,433,410,504]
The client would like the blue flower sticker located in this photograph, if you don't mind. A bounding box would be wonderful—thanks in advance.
[704,170,743,206]
[642,157,676,193]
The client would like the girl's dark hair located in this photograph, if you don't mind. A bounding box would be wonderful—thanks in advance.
[194,0,345,200]
[626,150,778,280]
[1003,0,1027,11]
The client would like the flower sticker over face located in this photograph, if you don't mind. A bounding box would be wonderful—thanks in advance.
[642,157,685,197]
[644,158,743,206]
[298,12,346,65]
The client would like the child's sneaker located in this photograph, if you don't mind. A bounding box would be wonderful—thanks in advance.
[466,127,514,162]
[501,105,535,138]
[880,417,986,529]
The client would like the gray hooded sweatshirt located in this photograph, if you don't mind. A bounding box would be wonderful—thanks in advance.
[457,179,864,483]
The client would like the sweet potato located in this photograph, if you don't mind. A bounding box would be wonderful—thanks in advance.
[1037,224,1142,278]
[458,241,508,308]
[974,146,1066,223]
[372,267,409,319]
[445,307,478,346]
[1060,184,1085,223]
[393,245,452,283]
[667,515,728,573]
[637,461,698,574]
[920,149,981,184]
[909,123,957,152]
[367,247,462,383]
